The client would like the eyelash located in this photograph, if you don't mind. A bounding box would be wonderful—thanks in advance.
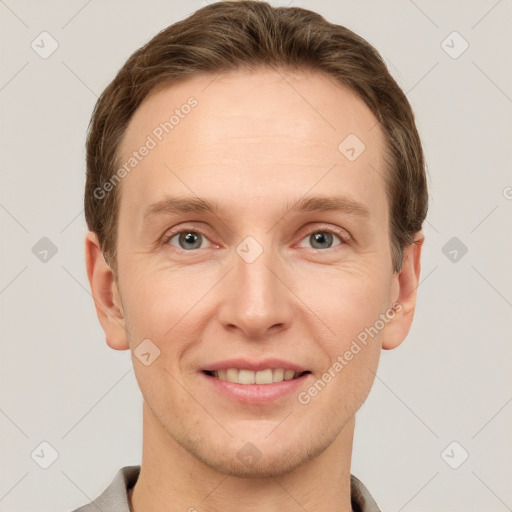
[161,225,350,252]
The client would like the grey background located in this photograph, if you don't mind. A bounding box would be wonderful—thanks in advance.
[1,0,511,511]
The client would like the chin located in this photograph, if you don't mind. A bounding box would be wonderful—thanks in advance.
[175,427,334,479]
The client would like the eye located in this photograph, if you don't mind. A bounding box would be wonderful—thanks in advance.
[165,230,211,251]
[162,226,348,252]
[297,229,345,250]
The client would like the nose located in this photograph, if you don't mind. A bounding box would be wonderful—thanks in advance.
[216,238,295,340]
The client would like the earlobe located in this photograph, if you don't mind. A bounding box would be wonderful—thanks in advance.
[381,233,425,350]
[85,231,129,351]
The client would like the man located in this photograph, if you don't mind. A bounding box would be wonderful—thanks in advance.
[75,1,427,510]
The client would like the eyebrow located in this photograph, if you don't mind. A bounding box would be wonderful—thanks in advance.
[142,194,370,222]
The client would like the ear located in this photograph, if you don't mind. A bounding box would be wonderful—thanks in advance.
[381,232,425,350]
[85,231,129,350]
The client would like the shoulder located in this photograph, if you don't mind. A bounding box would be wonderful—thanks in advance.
[350,474,382,512]
[68,466,140,512]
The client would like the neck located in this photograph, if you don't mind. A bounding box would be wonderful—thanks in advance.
[130,402,355,512]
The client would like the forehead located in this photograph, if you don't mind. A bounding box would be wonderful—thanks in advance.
[117,67,388,221]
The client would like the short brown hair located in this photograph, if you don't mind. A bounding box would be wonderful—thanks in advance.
[85,0,428,275]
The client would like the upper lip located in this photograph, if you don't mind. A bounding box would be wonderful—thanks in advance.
[202,358,309,373]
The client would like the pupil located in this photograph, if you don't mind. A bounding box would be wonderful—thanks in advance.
[180,232,201,249]
[312,232,332,249]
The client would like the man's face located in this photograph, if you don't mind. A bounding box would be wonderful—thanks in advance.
[112,68,402,476]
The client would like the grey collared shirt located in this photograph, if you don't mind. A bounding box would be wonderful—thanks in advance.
[70,465,381,512]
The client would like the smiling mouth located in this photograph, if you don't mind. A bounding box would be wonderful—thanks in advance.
[203,368,311,385]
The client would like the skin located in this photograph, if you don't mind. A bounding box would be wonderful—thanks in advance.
[85,67,424,512]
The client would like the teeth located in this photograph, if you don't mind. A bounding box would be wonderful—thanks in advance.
[226,368,238,382]
[273,368,284,382]
[211,368,304,384]
[284,370,295,381]
[255,369,273,384]
[238,369,255,384]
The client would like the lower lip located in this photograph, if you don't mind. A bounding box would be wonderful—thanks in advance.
[201,372,311,404]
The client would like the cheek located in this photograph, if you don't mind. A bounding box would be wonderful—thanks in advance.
[121,265,216,377]
[326,345,380,423]
[298,264,390,344]
[122,264,196,336]
[296,265,387,399]
[124,271,199,410]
